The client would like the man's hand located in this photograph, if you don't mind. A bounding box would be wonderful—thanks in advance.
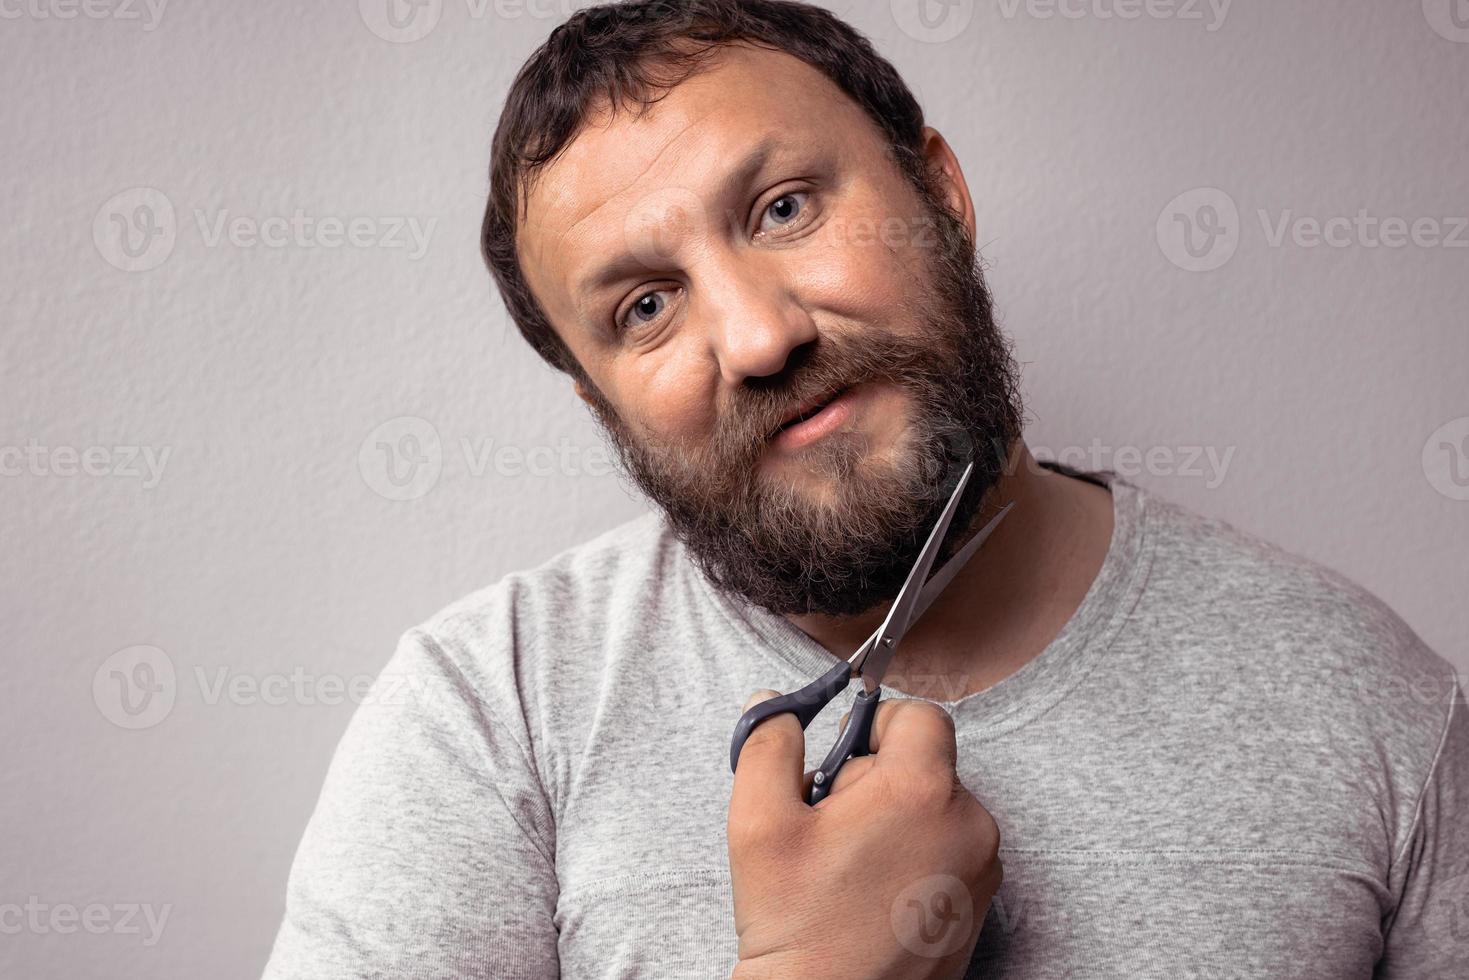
[727,690,1002,980]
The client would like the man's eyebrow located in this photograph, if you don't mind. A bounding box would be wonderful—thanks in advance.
[571,135,789,307]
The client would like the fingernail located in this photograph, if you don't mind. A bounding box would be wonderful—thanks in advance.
[743,689,778,712]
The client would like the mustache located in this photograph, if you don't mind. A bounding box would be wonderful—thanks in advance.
[706,331,953,470]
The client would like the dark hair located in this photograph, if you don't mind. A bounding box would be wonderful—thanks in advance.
[481,0,933,379]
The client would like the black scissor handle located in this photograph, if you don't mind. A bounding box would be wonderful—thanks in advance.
[729,659,853,774]
[807,686,880,805]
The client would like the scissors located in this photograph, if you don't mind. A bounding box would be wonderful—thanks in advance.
[728,459,1014,804]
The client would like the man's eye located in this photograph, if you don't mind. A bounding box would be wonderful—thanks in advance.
[758,192,809,234]
[620,289,672,331]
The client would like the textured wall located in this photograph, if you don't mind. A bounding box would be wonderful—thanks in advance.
[1,2,1464,977]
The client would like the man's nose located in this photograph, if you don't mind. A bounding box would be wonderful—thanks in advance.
[701,266,819,387]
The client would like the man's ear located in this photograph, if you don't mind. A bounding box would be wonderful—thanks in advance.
[918,126,978,243]
[573,379,595,407]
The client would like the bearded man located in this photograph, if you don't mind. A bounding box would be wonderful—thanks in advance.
[262,3,1466,978]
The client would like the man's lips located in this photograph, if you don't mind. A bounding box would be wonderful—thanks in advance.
[768,385,857,450]
[772,386,847,435]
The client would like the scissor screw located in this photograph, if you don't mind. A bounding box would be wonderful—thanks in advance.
[813,771,826,784]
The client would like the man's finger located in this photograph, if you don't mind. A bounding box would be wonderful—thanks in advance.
[822,754,875,800]
[867,697,959,774]
[730,690,807,821]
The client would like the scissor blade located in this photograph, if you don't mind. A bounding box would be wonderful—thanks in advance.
[847,500,1014,673]
[908,501,1013,626]
[858,460,974,687]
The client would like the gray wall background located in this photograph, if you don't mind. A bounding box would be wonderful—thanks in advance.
[2,1,1465,977]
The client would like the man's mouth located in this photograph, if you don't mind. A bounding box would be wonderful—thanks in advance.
[768,384,857,450]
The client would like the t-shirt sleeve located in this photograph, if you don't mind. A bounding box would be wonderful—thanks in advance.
[1375,679,1469,978]
[260,627,560,979]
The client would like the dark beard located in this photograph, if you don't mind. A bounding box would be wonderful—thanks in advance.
[580,183,1024,616]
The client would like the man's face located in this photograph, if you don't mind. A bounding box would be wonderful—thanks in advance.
[517,43,1021,616]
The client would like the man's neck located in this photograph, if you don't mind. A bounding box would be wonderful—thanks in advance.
[783,441,1116,702]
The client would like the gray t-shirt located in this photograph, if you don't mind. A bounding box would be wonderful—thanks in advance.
[261,469,1467,979]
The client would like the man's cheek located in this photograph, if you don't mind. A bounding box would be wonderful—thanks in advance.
[597,360,699,442]
[790,226,912,317]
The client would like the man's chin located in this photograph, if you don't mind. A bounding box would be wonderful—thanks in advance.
[757,429,871,492]
[631,422,984,617]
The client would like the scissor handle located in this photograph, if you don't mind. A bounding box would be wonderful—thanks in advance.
[729,659,853,774]
[807,686,881,805]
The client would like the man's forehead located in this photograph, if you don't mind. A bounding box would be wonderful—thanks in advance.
[517,45,861,316]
